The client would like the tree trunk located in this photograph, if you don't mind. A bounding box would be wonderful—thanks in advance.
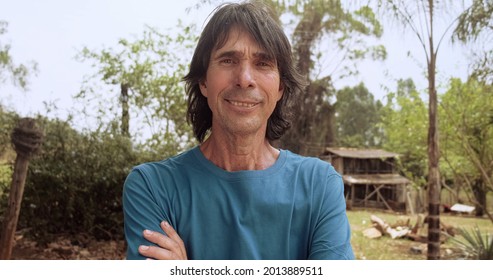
[290,5,324,155]
[121,83,130,137]
[426,0,441,260]
[472,179,486,217]
[323,104,336,147]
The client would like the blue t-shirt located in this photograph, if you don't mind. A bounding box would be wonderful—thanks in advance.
[123,146,354,260]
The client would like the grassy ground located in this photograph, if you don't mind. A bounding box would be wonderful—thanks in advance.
[347,209,493,260]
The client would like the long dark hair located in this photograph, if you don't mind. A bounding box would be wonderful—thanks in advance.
[184,1,305,143]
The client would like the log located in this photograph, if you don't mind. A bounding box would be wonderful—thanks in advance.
[407,233,428,243]
[370,215,410,239]
[370,215,388,233]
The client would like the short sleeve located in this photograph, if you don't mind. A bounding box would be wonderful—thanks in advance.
[122,167,171,260]
[308,174,355,260]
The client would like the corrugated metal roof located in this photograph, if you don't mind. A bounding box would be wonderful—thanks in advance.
[343,174,410,185]
[323,147,400,159]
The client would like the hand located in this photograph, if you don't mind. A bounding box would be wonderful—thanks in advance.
[138,221,188,260]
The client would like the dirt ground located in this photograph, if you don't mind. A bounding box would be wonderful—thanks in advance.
[10,234,126,260]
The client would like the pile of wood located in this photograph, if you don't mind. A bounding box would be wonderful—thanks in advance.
[362,214,455,243]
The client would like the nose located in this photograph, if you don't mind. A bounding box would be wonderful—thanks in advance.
[235,62,255,89]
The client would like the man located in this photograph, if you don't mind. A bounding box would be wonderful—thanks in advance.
[123,1,354,260]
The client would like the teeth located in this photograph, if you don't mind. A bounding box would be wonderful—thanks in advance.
[229,101,256,108]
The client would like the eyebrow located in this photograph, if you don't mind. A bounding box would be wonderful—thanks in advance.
[213,50,274,62]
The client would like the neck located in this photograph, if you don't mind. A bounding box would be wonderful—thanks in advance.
[200,132,279,172]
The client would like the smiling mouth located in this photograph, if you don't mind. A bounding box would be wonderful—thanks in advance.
[227,100,258,108]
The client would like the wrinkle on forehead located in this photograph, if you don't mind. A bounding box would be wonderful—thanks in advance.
[213,26,264,53]
[213,27,277,66]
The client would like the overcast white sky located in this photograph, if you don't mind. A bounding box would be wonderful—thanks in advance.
[1,0,472,126]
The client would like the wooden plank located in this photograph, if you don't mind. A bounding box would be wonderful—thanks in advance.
[376,187,394,211]
[362,184,384,204]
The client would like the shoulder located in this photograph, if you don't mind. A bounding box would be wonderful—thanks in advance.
[124,147,199,192]
[281,150,344,201]
[283,150,340,179]
[131,147,198,177]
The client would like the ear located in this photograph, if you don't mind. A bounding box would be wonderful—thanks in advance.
[277,82,284,101]
[199,80,208,97]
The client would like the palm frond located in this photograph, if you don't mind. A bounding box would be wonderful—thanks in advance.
[451,226,493,260]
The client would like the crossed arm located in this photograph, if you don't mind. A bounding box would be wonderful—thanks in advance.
[138,221,188,260]
[123,168,188,260]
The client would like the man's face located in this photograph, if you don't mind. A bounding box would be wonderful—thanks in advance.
[199,28,283,138]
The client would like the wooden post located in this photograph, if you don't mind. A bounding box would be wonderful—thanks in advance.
[0,118,43,260]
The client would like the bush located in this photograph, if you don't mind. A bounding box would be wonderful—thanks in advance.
[0,106,19,158]
[0,116,138,243]
[0,164,12,196]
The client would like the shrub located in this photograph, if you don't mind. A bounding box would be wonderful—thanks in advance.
[451,226,493,260]
[1,117,138,243]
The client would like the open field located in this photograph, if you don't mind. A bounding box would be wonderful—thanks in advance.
[348,209,493,260]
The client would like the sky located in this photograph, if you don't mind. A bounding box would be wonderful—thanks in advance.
[1,0,473,128]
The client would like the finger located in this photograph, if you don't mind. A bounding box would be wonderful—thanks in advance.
[138,245,179,260]
[160,221,188,259]
[142,228,186,260]
[142,229,176,253]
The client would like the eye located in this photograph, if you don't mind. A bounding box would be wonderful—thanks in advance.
[220,58,234,64]
[257,60,275,69]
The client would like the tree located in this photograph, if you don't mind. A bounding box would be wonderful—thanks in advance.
[77,24,197,156]
[381,79,428,185]
[453,0,493,84]
[0,19,37,217]
[335,83,384,147]
[378,0,469,259]
[440,78,493,221]
[268,0,386,155]
[0,20,37,91]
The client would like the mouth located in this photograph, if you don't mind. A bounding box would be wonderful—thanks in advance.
[227,100,259,108]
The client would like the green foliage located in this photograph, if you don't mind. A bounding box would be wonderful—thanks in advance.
[0,164,12,197]
[440,78,493,177]
[440,78,493,215]
[273,0,386,75]
[379,77,493,216]
[77,23,197,151]
[454,0,493,84]
[380,79,428,186]
[0,114,139,243]
[335,83,384,148]
[0,105,19,154]
[454,0,493,41]
[0,20,38,90]
[451,226,493,260]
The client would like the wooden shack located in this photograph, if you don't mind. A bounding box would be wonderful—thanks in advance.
[320,147,411,212]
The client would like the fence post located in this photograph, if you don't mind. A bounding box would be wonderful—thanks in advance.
[0,118,43,259]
